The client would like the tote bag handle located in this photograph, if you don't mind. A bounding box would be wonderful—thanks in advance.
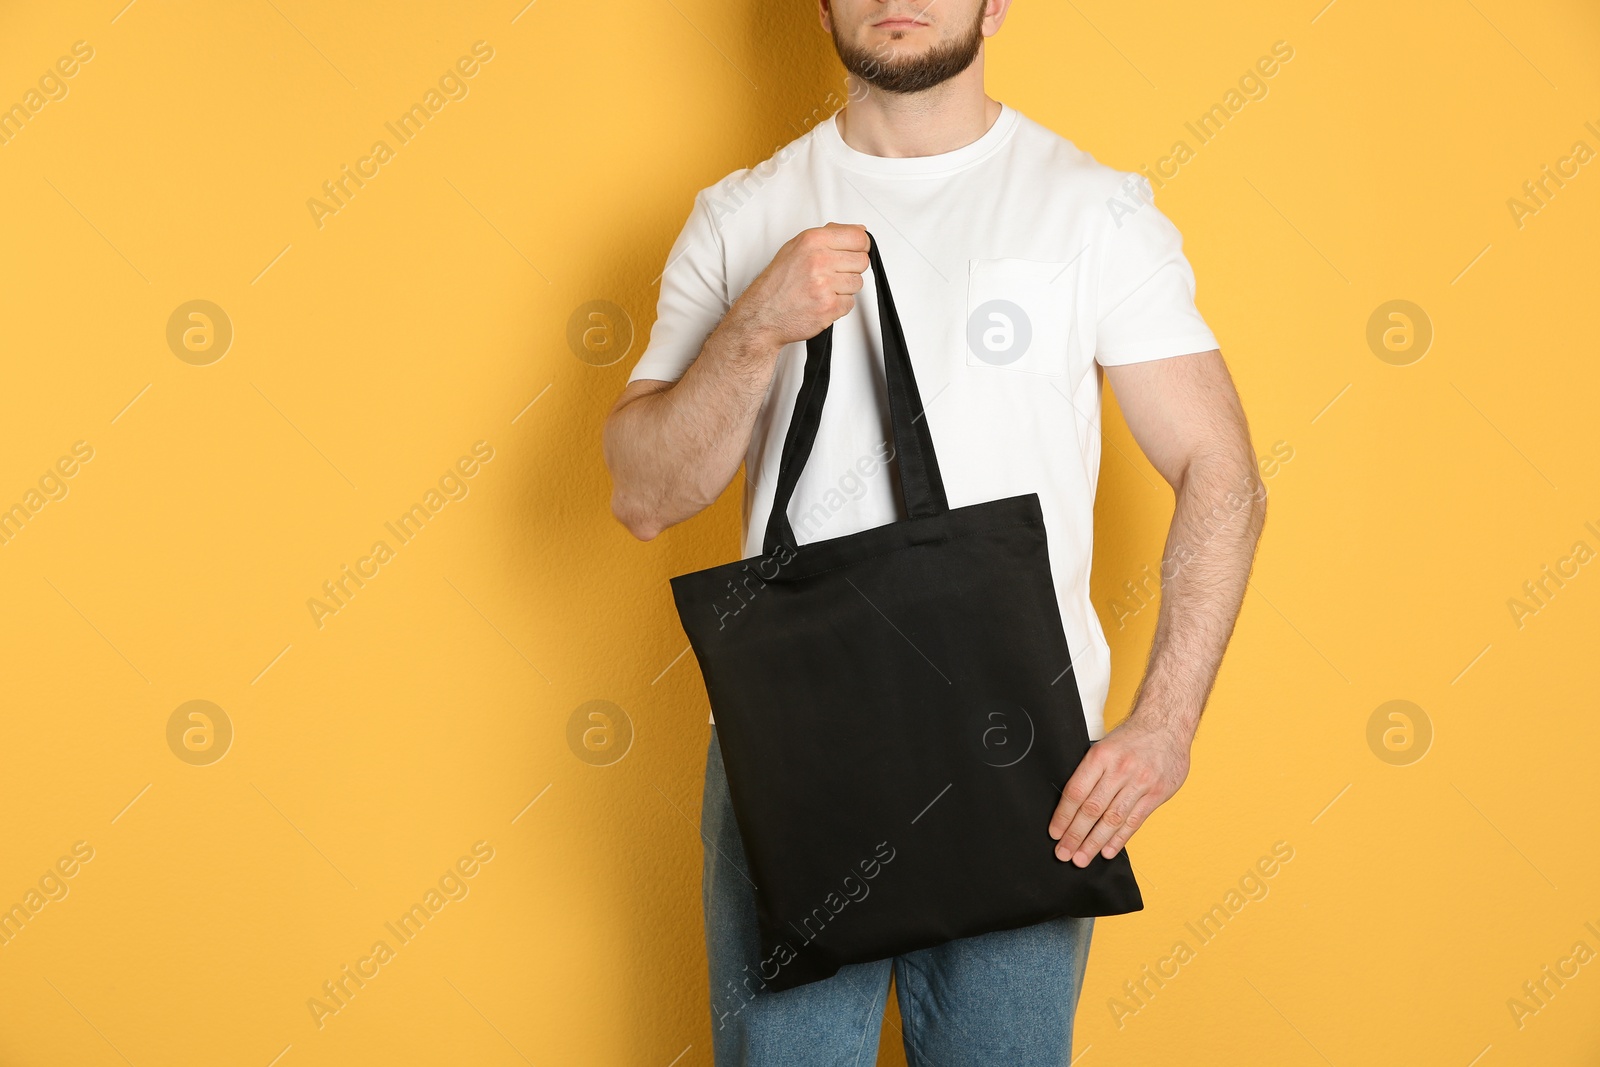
[763,231,949,556]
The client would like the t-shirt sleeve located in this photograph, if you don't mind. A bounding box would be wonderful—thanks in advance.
[626,191,731,384]
[1093,178,1220,366]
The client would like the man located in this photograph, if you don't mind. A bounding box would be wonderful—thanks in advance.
[602,0,1266,1062]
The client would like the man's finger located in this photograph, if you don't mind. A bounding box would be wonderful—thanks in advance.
[1048,753,1105,842]
[1099,792,1160,859]
[822,221,870,251]
[828,249,871,283]
[1055,770,1122,861]
[1072,782,1145,866]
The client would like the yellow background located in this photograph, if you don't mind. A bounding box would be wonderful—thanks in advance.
[2,0,1597,1064]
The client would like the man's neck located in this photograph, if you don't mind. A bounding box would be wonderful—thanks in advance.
[835,74,1001,159]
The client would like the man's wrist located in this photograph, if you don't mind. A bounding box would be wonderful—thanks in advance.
[717,301,785,366]
[1127,694,1204,739]
[726,277,787,346]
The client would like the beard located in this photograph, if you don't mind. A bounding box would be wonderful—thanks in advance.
[831,3,988,96]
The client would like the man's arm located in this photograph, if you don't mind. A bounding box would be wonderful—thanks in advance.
[1048,349,1266,865]
[603,224,870,541]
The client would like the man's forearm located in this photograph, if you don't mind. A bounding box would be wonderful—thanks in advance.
[603,307,784,540]
[1127,454,1267,737]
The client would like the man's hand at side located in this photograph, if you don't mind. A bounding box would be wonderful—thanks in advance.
[1047,349,1266,865]
[1048,710,1191,866]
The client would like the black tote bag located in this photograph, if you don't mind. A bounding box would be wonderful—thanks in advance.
[670,231,1142,994]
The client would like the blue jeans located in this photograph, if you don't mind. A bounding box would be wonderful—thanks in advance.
[701,727,1096,1066]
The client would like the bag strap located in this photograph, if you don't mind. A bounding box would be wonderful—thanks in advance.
[763,231,949,556]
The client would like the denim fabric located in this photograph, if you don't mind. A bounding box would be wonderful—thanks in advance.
[702,727,1096,1066]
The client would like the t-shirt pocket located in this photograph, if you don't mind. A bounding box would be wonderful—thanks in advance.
[964,257,1080,378]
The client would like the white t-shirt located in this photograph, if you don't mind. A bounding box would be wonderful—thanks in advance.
[629,102,1219,740]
